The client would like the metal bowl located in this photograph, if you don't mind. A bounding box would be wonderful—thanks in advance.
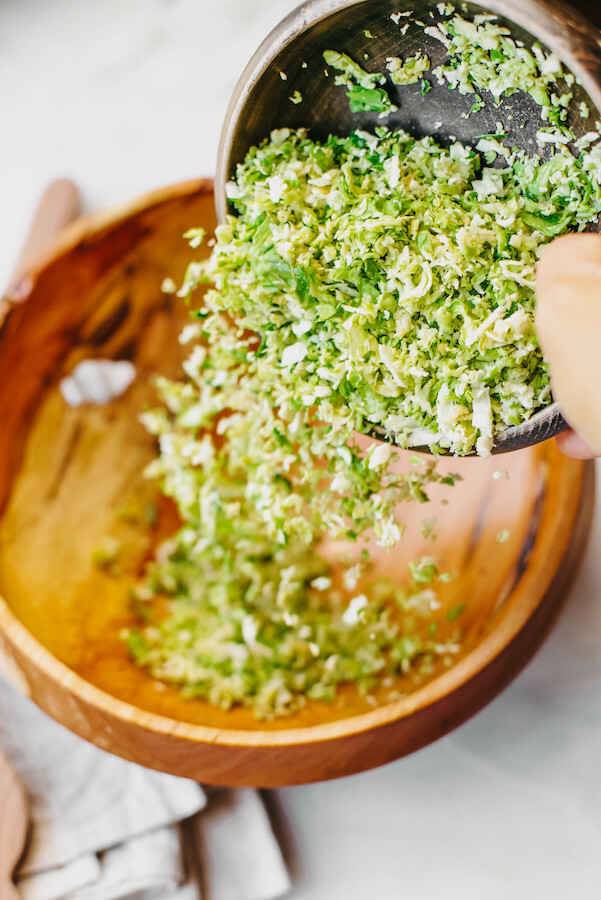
[216,0,601,454]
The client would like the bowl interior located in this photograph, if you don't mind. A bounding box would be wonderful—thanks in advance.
[0,182,590,739]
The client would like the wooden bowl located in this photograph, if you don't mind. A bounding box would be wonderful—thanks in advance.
[0,180,594,786]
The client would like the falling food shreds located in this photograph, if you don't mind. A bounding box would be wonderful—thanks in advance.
[92,538,123,573]
[184,227,206,248]
[161,277,177,294]
[421,518,437,540]
[289,90,303,104]
[497,530,511,543]
[446,603,466,622]
[128,234,466,716]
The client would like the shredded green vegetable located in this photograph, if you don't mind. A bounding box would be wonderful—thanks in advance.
[387,51,430,85]
[323,50,398,116]
[129,310,460,717]
[426,14,571,123]
[125,9,601,717]
[219,126,600,455]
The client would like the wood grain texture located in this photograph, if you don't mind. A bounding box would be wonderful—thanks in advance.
[0,180,594,786]
[0,751,28,898]
[6,179,81,300]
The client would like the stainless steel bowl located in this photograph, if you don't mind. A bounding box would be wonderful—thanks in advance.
[216,0,601,454]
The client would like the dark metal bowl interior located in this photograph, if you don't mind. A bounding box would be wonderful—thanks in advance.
[217,0,601,454]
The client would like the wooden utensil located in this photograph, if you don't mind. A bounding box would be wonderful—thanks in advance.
[0,750,28,898]
[0,179,594,786]
[6,179,81,293]
[216,0,601,455]
[0,178,81,897]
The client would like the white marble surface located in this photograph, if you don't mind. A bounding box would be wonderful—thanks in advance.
[3,1,601,896]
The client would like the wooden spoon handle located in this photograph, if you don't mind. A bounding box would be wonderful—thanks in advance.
[0,749,28,897]
[0,179,81,893]
[7,178,82,292]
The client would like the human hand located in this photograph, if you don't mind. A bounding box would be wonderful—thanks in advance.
[536,233,601,459]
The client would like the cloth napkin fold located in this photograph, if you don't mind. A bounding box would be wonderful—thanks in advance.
[0,676,291,900]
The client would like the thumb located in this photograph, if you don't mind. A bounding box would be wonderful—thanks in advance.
[535,233,601,455]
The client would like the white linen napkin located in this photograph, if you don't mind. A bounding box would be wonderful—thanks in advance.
[189,789,292,900]
[0,676,291,900]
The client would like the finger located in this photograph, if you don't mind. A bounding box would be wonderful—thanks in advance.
[536,233,601,455]
[555,428,599,460]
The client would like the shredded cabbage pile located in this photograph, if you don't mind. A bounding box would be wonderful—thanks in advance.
[218,126,600,456]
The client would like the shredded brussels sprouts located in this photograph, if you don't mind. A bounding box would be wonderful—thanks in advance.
[323,50,398,116]
[125,9,601,717]
[427,14,571,122]
[387,51,430,85]
[128,311,461,718]
[219,126,600,456]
